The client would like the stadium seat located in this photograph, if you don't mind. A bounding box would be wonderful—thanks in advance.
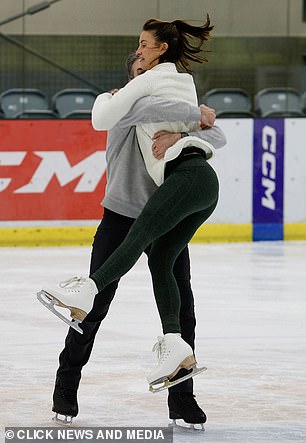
[254,88,304,117]
[14,110,58,119]
[201,88,254,118]
[62,110,92,119]
[52,89,97,118]
[302,91,306,115]
[0,88,49,118]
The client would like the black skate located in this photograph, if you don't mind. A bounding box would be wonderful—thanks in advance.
[168,392,206,431]
[52,385,78,425]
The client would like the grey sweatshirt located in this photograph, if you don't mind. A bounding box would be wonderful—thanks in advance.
[102,96,226,218]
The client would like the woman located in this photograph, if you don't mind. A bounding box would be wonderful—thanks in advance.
[40,14,220,391]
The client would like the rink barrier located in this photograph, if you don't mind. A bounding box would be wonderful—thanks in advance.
[1,223,305,247]
[0,226,97,247]
[0,224,253,247]
[1,118,306,245]
[284,223,306,241]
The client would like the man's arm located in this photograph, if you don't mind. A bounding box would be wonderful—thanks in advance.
[152,126,227,160]
[116,95,202,128]
[189,126,227,150]
[118,95,226,159]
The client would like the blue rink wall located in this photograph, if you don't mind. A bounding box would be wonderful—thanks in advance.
[1,118,306,246]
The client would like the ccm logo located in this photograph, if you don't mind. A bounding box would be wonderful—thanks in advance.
[261,125,277,210]
[0,151,106,193]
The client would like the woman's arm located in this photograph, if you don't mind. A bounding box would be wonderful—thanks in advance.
[92,73,153,130]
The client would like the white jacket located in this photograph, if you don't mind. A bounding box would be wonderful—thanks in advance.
[92,62,215,185]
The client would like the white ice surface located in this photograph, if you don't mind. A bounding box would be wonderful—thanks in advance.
[1,241,306,442]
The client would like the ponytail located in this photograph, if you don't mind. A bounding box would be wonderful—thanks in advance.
[142,14,214,73]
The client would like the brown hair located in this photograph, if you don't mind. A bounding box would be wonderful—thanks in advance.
[126,52,139,80]
[142,14,213,73]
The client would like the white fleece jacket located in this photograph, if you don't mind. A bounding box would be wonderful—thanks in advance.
[92,62,215,185]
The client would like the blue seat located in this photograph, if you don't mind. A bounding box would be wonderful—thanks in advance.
[0,88,49,118]
[201,88,254,118]
[255,88,304,117]
[52,89,97,118]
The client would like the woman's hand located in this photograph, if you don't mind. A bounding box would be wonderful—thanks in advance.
[200,104,216,128]
[152,131,181,159]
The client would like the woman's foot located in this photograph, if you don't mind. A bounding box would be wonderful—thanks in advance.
[147,333,197,392]
[37,277,98,333]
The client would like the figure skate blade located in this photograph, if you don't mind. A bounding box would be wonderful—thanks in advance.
[52,413,73,426]
[149,366,207,393]
[37,290,83,334]
[169,420,205,432]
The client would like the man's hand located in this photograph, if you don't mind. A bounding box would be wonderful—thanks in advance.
[152,131,181,160]
[200,104,216,129]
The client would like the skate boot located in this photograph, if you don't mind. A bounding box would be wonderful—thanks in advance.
[52,385,78,425]
[37,277,98,334]
[168,392,206,431]
[147,334,206,393]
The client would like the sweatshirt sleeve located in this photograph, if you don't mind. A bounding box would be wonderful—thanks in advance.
[117,96,201,128]
[188,125,227,150]
[92,73,153,130]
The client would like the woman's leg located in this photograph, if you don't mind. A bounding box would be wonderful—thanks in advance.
[42,158,218,336]
[147,202,217,334]
[90,158,219,297]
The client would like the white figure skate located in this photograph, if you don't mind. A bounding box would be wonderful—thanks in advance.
[37,276,98,334]
[147,333,207,393]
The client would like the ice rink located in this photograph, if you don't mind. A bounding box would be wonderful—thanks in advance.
[1,241,306,442]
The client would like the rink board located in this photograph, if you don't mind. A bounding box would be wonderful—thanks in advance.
[0,224,253,247]
[0,118,306,245]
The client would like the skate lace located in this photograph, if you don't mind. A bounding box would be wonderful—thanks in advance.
[152,336,171,363]
[59,276,87,289]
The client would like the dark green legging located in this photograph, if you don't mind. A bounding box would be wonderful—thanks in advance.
[90,155,219,333]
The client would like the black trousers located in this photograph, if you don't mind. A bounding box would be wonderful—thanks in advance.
[55,208,196,394]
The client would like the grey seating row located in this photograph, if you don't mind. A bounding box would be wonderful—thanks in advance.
[0,88,97,119]
[201,87,306,118]
[1,87,306,120]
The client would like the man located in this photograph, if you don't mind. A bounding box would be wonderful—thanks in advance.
[52,54,226,427]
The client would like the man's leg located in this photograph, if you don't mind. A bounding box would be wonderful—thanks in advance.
[169,247,195,394]
[53,209,135,418]
[168,247,206,425]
